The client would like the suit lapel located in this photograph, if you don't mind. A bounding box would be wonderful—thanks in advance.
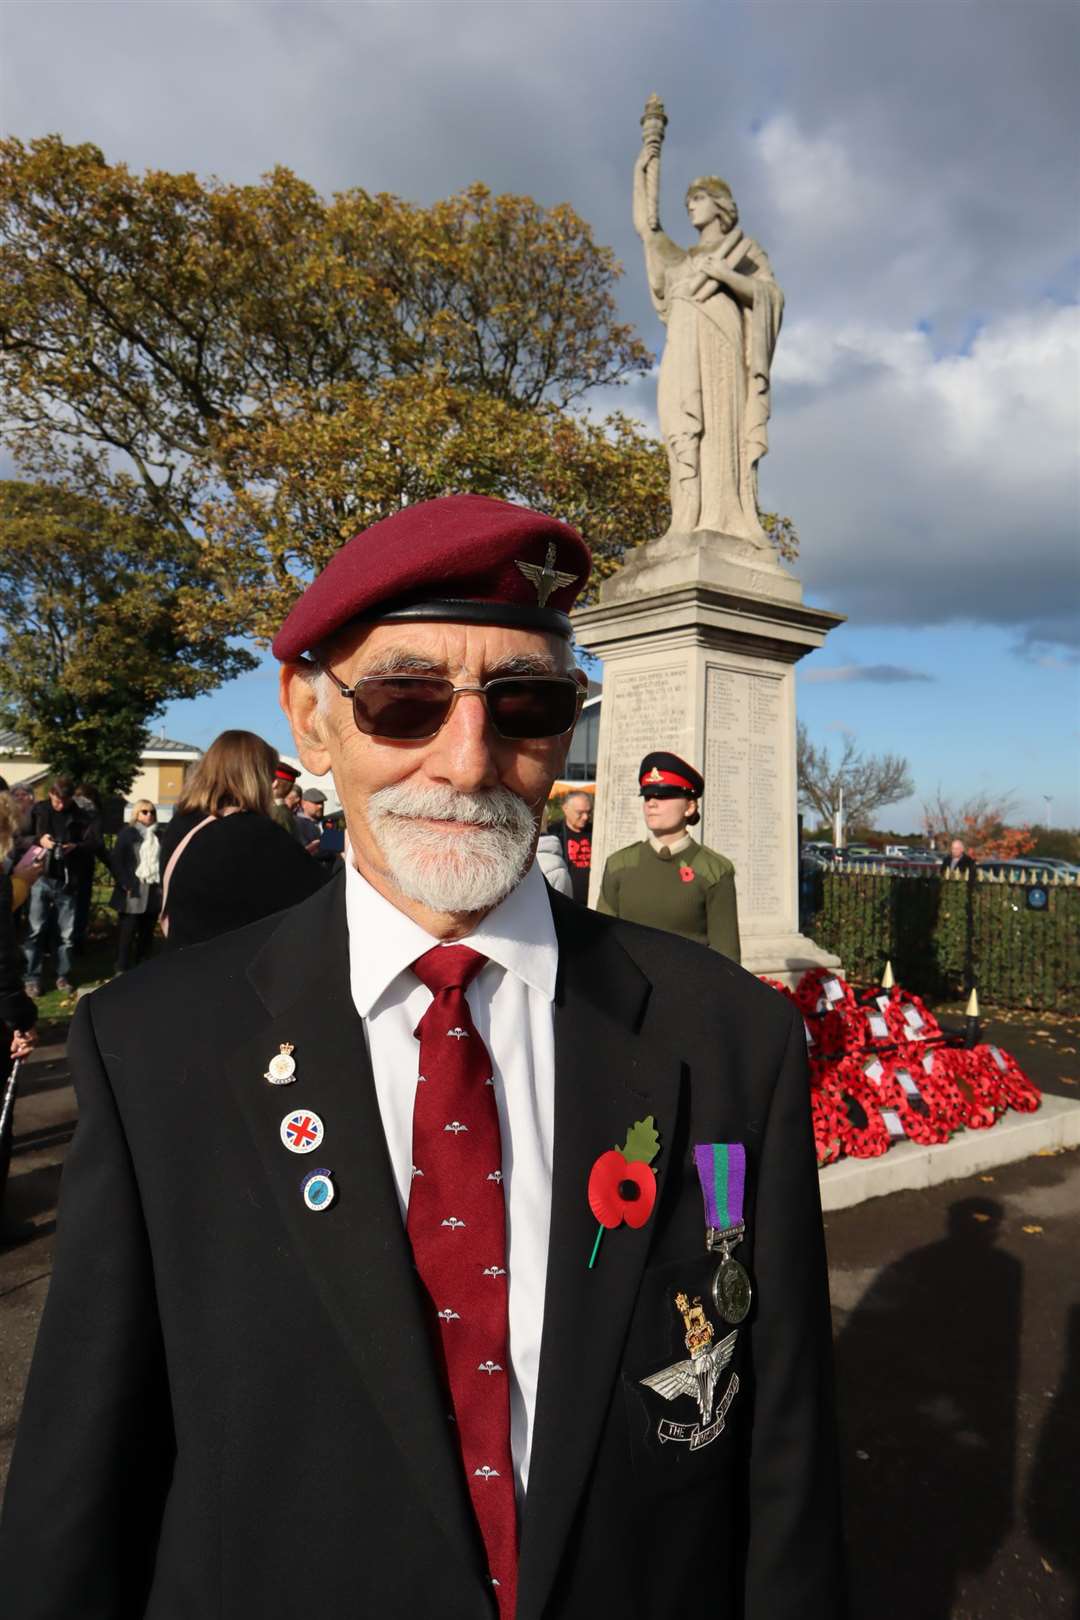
[517,900,682,1620]
[224,873,484,1584]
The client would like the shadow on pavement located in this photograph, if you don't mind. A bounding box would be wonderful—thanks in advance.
[16,1069,74,1099]
[3,1160,64,1230]
[835,1197,1020,1620]
[1026,1302,1080,1618]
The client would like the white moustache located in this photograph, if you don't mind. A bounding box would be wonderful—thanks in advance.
[368,784,533,833]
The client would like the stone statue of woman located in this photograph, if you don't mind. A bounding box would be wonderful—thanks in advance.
[634,96,784,549]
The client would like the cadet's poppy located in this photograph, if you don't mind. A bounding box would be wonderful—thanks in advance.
[678,865,695,883]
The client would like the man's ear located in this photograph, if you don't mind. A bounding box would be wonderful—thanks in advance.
[279,662,333,775]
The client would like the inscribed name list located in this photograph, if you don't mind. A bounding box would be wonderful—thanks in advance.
[704,666,784,922]
[601,663,691,854]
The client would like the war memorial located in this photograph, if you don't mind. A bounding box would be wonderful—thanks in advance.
[574,97,843,983]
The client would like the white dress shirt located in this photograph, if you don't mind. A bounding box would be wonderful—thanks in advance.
[344,855,557,1499]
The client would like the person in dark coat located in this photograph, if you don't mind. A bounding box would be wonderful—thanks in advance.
[23,777,93,995]
[109,800,163,973]
[941,838,977,876]
[71,784,106,953]
[0,791,39,1227]
[598,752,742,961]
[158,730,326,950]
[0,498,843,1620]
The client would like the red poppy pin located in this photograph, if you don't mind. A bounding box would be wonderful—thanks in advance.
[679,865,695,883]
[587,1116,661,1269]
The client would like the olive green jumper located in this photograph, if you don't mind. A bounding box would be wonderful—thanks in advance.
[596,839,741,962]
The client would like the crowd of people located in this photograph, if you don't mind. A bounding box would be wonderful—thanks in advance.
[0,704,751,1259]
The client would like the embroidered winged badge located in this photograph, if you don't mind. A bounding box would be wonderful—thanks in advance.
[515,542,578,608]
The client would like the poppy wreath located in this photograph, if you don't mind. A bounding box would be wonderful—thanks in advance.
[760,975,798,1004]
[761,976,817,1058]
[898,1043,973,1133]
[821,1057,892,1159]
[811,1085,847,1166]
[931,1047,1003,1130]
[970,1044,1041,1113]
[881,987,942,1047]
[795,967,857,1020]
[852,987,899,1052]
[911,1046,977,1132]
[864,1050,953,1146]
[796,968,865,1061]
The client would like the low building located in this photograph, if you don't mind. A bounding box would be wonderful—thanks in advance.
[0,729,201,815]
[556,688,601,788]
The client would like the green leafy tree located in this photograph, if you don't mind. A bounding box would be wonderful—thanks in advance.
[0,480,254,791]
[0,135,797,644]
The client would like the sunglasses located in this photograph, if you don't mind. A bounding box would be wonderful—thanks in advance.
[320,667,584,742]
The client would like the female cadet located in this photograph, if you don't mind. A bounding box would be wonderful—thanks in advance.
[596,751,741,961]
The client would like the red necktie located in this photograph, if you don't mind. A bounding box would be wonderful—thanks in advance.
[407,945,517,1616]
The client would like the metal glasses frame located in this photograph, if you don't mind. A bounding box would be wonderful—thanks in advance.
[318,666,585,740]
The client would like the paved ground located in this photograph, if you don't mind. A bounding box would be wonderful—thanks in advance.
[2,1010,1078,1618]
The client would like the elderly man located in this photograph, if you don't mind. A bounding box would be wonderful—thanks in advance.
[0,496,843,1620]
[553,790,593,904]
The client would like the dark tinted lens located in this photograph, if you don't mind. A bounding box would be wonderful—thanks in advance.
[486,678,579,739]
[353,677,455,739]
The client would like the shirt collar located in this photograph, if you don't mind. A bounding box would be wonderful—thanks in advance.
[647,831,695,856]
[344,850,558,1017]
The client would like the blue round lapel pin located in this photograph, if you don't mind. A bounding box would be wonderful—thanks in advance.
[302,1168,336,1212]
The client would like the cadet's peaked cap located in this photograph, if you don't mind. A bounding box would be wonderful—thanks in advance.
[271,494,590,660]
[274,761,301,783]
[638,751,705,799]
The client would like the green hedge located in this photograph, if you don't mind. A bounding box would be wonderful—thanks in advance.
[804,870,1080,1011]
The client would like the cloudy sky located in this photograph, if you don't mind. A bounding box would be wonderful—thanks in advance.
[3,0,1078,827]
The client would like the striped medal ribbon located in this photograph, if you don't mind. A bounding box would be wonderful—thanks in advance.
[692,1143,753,1326]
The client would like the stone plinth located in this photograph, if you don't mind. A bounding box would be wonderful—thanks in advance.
[573,538,845,985]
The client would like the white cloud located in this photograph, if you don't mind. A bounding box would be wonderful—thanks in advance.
[763,303,1080,652]
[1,0,1077,662]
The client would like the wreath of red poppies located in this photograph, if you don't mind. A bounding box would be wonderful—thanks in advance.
[773,966,1041,1166]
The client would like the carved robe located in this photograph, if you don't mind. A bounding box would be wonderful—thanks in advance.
[645,227,784,543]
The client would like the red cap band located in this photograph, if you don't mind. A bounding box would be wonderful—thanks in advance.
[640,767,695,793]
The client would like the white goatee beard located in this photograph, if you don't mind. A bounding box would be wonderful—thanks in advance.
[366,782,537,914]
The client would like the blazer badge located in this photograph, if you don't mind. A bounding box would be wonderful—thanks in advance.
[640,1292,738,1451]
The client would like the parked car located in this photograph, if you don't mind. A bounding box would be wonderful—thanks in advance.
[977,857,1078,879]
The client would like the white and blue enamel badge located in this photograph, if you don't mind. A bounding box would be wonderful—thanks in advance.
[301,1168,335,1212]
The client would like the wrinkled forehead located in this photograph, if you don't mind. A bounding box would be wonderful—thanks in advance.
[329,617,577,679]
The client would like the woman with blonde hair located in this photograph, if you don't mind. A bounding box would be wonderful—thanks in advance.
[109,800,163,973]
[157,731,325,951]
[1,791,38,1228]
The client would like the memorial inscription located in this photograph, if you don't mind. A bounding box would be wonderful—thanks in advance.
[600,662,691,855]
[704,666,785,923]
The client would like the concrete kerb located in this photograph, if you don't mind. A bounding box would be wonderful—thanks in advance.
[818,1094,1080,1211]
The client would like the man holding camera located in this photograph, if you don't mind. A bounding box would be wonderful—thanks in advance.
[23,777,93,996]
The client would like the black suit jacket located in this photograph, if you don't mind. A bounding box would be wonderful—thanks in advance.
[0,870,844,1619]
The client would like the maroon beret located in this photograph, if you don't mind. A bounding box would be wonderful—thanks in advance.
[271,494,591,660]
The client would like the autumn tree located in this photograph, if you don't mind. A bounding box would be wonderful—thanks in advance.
[921,790,1035,860]
[797,723,914,829]
[0,135,796,643]
[0,480,254,791]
